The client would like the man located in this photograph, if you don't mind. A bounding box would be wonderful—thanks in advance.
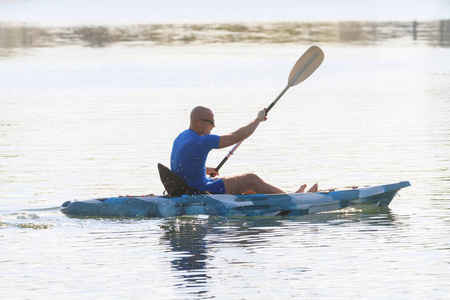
[170,106,318,195]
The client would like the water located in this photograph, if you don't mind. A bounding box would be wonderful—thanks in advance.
[1,20,449,299]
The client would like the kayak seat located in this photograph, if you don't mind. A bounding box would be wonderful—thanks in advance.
[157,163,208,197]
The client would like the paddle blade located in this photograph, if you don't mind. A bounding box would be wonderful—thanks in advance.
[288,46,324,87]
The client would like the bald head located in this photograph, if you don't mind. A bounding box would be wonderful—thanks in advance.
[190,106,213,125]
[189,106,215,135]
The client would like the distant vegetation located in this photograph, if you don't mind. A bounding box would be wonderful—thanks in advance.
[1,20,449,55]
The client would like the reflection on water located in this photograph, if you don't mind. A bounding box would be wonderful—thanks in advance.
[159,207,399,298]
[161,218,212,297]
[1,20,449,53]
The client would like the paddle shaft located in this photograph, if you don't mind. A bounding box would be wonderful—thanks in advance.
[266,85,290,113]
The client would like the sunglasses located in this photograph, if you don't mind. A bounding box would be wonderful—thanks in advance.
[201,119,215,126]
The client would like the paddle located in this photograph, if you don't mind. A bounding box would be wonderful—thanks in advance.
[212,46,324,175]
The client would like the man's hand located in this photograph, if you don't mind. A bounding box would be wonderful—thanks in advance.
[206,167,219,178]
[257,108,267,122]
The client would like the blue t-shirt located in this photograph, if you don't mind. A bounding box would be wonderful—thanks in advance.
[171,129,220,188]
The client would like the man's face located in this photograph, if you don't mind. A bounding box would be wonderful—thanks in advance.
[199,113,215,135]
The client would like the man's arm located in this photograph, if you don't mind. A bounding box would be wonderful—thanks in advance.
[218,109,266,149]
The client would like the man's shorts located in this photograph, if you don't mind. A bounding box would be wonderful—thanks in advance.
[195,178,226,194]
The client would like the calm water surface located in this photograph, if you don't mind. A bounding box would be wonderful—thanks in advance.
[0,23,449,299]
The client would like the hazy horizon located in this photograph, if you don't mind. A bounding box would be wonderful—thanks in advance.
[1,0,449,26]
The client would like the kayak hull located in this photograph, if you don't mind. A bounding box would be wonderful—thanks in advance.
[60,181,410,218]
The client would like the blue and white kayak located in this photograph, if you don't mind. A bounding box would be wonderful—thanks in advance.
[60,181,410,218]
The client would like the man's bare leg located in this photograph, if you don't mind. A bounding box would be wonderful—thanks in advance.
[222,173,285,195]
[222,174,318,195]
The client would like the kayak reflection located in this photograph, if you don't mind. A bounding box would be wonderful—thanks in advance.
[159,208,399,296]
[160,218,212,296]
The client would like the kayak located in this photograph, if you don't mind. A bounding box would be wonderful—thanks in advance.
[60,181,410,218]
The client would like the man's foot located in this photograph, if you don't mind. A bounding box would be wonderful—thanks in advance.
[295,184,307,193]
[307,183,318,193]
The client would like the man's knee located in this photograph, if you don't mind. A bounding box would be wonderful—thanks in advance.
[243,173,262,187]
[222,173,261,194]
